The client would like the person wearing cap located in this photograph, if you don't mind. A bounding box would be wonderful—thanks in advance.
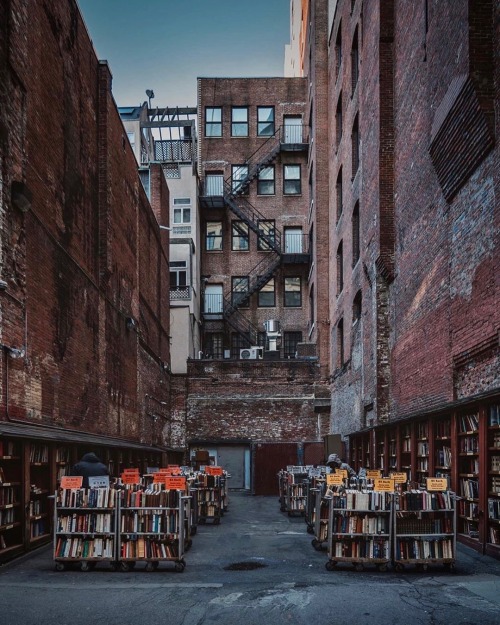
[326,453,356,478]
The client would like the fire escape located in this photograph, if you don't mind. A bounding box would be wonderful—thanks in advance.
[200,124,309,347]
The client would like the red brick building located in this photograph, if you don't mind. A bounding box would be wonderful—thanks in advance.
[0,0,175,561]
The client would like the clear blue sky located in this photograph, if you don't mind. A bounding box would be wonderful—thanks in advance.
[77,0,291,108]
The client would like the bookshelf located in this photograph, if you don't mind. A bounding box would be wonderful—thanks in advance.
[311,482,329,551]
[416,420,430,484]
[117,484,187,572]
[393,489,456,571]
[487,404,500,556]
[55,447,71,486]
[376,430,386,473]
[434,416,452,487]
[197,473,223,524]
[457,411,480,544]
[0,439,24,560]
[388,427,397,472]
[325,490,392,571]
[28,443,51,545]
[54,486,117,571]
[400,423,413,481]
[285,471,308,516]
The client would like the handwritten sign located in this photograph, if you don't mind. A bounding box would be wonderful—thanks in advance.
[374,478,395,492]
[60,476,83,489]
[165,476,187,490]
[327,474,344,486]
[205,466,223,476]
[88,476,110,488]
[366,470,382,479]
[427,478,448,491]
[335,469,348,479]
[390,472,407,484]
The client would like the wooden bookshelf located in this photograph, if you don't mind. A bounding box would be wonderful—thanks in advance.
[486,403,500,557]
[400,422,413,482]
[457,411,480,546]
[28,443,51,544]
[0,439,24,561]
[388,427,397,472]
[416,420,429,484]
[376,430,385,473]
[434,416,452,487]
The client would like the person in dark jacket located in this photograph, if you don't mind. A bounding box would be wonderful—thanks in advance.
[71,452,109,488]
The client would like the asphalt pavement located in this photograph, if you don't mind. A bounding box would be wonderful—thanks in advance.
[1,491,500,625]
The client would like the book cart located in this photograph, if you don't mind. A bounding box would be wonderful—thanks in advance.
[54,479,117,572]
[304,467,327,534]
[278,470,288,512]
[325,486,392,572]
[117,472,189,572]
[311,482,330,551]
[393,480,456,572]
[196,468,224,525]
[285,467,309,517]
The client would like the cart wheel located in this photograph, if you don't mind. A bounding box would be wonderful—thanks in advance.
[80,561,92,572]
[145,562,155,572]
[378,564,388,572]
[354,563,364,572]
[174,561,186,572]
[394,563,404,572]
[311,539,319,548]
[55,562,66,572]
[325,560,337,571]
[119,562,131,572]
[307,526,314,535]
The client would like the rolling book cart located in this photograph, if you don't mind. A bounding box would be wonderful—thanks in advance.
[54,485,117,572]
[196,471,223,525]
[311,483,330,551]
[304,468,327,533]
[325,490,392,572]
[393,487,456,571]
[117,484,188,572]
[278,470,288,512]
[285,469,308,517]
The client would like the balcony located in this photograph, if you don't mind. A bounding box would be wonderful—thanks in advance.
[199,175,225,209]
[202,293,223,319]
[170,286,191,301]
[280,124,309,152]
[282,234,311,264]
[154,139,194,163]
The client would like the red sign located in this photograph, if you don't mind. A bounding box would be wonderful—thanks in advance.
[121,472,141,484]
[205,466,223,476]
[165,476,187,490]
[60,476,83,489]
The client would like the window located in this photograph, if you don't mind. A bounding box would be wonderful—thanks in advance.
[283,165,301,195]
[170,261,187,288]
[258,278,275,307]
[257,166,275,195]
[231,276,249,307]
[284,332,302,359]
[353,290,362,324]
[336,95,342,149]
[257,106,275,136]
[205,107,222,137]
[205,332,224,359]
[206,222,223,251]
[336,168,343,223]
[352,201,360,265]
[309,284,315,328]
[127,131,135,151]
[284,116,302,143]
[231,333,250,359]
[232,165,249,194]
[352,114,360,177]
[337,241,344,295]
[173,199,191,224]
[257,220,276,250]
[231,107,248,136]
[232,221,249,251]
[284,277,301,307]
[337,318,344,367]
[351,28,359,95]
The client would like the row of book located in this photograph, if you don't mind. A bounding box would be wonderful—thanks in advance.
[58,487,116,509]
[491,456,500,472]
[57,513,114,534]
[0,487,17,506]
[330,491,391,511]
[395,538,453,560]
[120,511,179,534]
[120,537,179,559]
[331,513,389,535]
[459,436,479,453]
[395,516,453,535]
[29,500,44,516]
[490,405,500,427]
[491,477,500,494]
[488,498,500,520]
[395,491,453,511]
[0,508,15,526]
[55,537,114,558]
[0,441,17,457]
[30,519,47,538]
[458,500,479,519]
[29,445,48,464]
[197,474,224,488]
[436,447,452,467]
[198,503,219,517]
[119,487,180,509]
[460,413,479,433]
[331,537,389,559]
[460,478,479,500]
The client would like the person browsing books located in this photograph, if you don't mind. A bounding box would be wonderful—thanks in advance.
[326,453,357,478]
[71,452,109,488]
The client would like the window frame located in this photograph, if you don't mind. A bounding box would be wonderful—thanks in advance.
[231,220,250,251]
[231,106,249,137]
[257,219,276,251]
[284,276,302,308]
[231,276,250,308]
[257,106,275,137]
[284,331,303,359]
[257,165,275,195]
[206,221,223,251]
[205,332,224,359]
[258,277,276,308]
[231,164,249,194]
[283,164,302,195]
[205,107,222,137]
[169,260,188,288]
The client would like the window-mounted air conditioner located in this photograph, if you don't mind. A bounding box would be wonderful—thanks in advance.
[240,347,263,360]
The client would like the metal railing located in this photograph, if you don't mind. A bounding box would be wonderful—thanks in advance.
[284,233,309,254]
[170,286,191,301]
[203,175,224,197]
[203,293,223,314]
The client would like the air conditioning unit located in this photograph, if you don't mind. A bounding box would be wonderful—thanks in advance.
[240,347,263,360]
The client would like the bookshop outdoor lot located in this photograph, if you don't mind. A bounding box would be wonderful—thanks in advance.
[1,493,500,625]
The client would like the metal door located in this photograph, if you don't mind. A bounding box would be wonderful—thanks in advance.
[216,446,246,489]
[253,442,298,495]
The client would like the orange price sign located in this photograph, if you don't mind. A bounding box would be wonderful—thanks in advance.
[123,468,140,474]
[206,466,223,476]
[366,470,382,479]
[121,472,141,484]
[153,473,166,483]
[335,469,348,479]
[60,476,83,489]
[327,474,344,486]
[374,478,395,492]
[165,476,187,490]
[427,478,448,491]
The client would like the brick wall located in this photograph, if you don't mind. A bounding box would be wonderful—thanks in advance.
[0,0,171,445]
